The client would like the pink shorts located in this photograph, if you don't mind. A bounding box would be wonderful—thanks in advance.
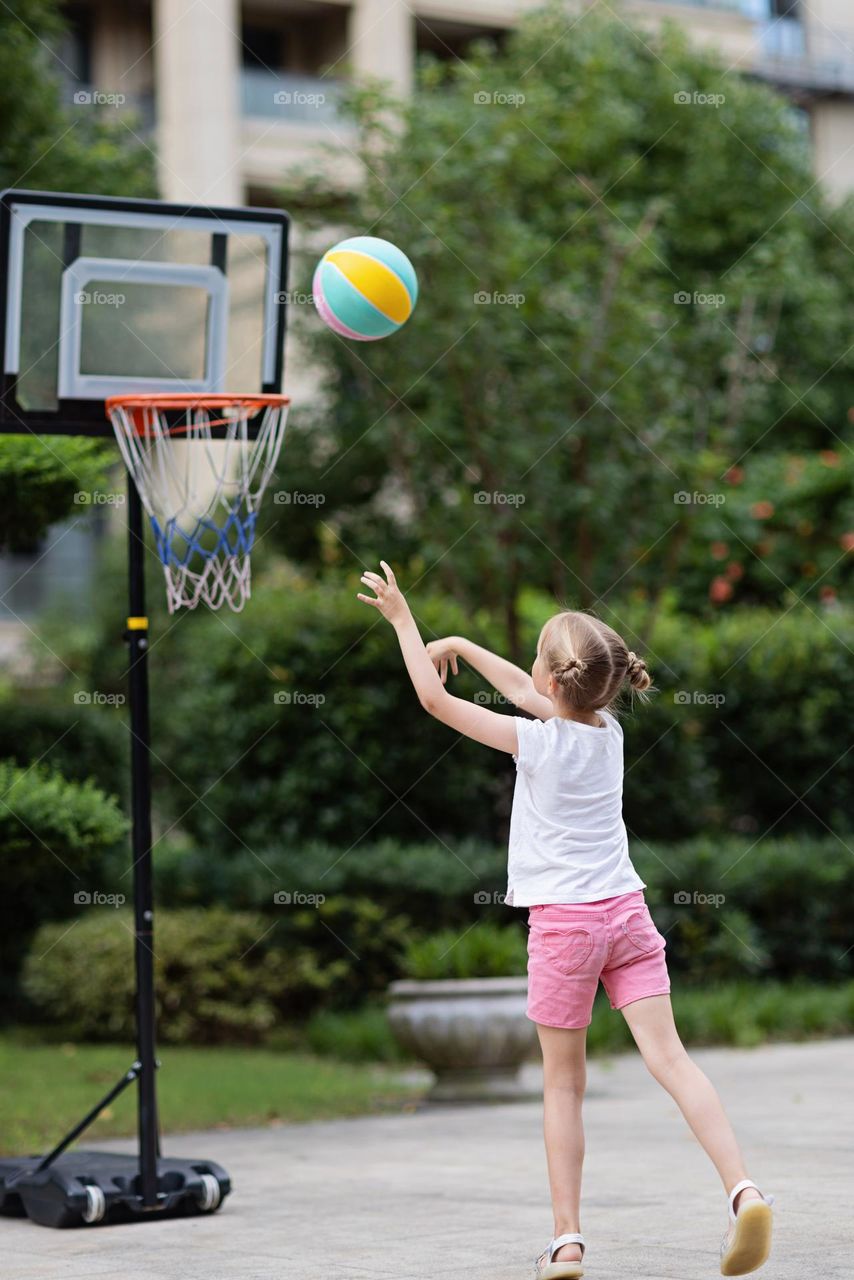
[527,890,670,1029]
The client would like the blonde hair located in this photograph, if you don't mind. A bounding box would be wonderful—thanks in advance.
[539,611,652,713]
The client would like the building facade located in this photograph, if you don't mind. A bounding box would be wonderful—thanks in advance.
[61,0,854,204]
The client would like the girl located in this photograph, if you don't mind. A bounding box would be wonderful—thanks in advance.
[357,561,775,1279]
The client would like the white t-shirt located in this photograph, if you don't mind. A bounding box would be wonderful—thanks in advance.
[506,710,646,907]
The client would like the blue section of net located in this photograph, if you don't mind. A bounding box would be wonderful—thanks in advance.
[150,507,257,568]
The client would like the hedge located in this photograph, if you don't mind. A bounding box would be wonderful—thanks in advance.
[22,827,851,1042]
[618,601,854,840]
[22,907,343,1044]
[32,563,854,851]
[0,690,127,803]
[154,832,851,987]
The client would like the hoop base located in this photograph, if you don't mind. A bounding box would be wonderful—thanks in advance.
[0,1152,230,1228]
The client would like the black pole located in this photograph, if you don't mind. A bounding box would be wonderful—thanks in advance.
[125,477,160,1209]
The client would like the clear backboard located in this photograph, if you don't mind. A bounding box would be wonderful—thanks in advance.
[0,189,289,437]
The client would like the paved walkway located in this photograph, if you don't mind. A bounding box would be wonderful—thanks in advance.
[4,1038,852,1280]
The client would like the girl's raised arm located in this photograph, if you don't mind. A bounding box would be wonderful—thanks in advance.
[426,636,555,721]
[357,562,519,755]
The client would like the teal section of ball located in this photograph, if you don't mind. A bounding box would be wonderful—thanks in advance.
[316,260,401,338]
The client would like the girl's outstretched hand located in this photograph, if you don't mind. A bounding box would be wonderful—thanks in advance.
[425,637,462,684]
[357,561,411,627]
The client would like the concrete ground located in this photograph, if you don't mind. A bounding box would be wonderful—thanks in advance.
[3,1037,852,1280]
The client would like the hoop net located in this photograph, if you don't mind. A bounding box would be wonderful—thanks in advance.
[106,393,290,613]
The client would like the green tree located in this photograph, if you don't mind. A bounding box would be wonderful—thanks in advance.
[0,0,156,550]
[0,437,114,552]
[0,0,155,195]
[277,2,853,654]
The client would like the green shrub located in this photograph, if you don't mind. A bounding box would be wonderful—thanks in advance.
[273,895,412,1012]
[0,438,114,554]
[154,832,854,986]
[305,981,854,1063]
[44,564,511,851]
[303,1006,408,1063]
[700,606,852,837]
[22,907,344,1044]
[640,834,853,984]
[154,836,508,925]
[0,691,127,802]
[401,923,528,980]
[0,763,127,1000]
[585,979,854,1055]
[558,601,854,841]
[36,552,854,850]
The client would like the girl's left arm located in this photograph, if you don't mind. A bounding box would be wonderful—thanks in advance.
[358,562,518,756]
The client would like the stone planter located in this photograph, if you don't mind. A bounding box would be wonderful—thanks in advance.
[386,976,537,1103]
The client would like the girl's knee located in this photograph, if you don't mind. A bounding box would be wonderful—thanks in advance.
[543,1067,587,1098]
[640,1041,690,1083]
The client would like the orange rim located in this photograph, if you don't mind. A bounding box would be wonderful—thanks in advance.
[106,393,289,411]
[105,392,290,436]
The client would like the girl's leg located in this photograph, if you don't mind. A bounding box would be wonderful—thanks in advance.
[619,995,762,1211]
[536,1023,588,1264]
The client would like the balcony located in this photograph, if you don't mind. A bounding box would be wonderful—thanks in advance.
[755,23,854,95]
[62,83,156,132]
[241,68,342,124]
[641,3,854,97]
[641,0,756,11]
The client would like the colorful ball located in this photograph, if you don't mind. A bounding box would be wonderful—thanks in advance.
[312,236,418,341]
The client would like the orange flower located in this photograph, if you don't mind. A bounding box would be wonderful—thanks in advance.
[711,541,729,560]
[709,576,733,604]
[819,450,840,467]
[751,500,774,519]
[725,466,744,485]
[820,585,837,603]
[726,562,744,581]
[840,532,854,552]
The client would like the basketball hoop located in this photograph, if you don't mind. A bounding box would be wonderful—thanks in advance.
[106,392,290,613]
[0,193,296,1224]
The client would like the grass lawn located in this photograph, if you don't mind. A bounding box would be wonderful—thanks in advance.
[0,1034,422,1157]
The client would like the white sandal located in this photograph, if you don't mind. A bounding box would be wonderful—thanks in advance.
[535,1233,585,1279]
[720,1178,775,1276]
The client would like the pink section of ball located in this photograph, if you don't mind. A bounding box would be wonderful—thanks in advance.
[312,265,381,342]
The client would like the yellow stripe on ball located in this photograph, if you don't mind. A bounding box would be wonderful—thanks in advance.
[325,250,413,324]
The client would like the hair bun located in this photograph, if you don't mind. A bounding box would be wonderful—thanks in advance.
[554,656,586,684]
[626,651,652,693]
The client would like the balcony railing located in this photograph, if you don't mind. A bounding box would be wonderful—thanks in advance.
[641,1,759,12]
[62,83,155,131]
[755,22,854,94]
[241,69,342,124]
[643,5,854,96]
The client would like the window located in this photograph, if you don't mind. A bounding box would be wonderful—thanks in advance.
[770,0,800,17]
[242,9,348,76]
[59,4,93,86]
[242,23,286,72]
